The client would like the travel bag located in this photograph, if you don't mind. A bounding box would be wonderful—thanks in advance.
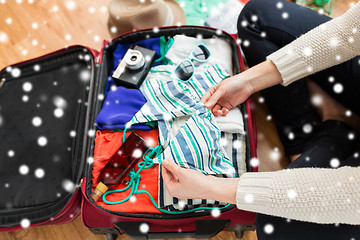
[0,26,258,239]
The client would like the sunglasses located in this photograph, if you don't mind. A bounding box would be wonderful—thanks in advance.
[174,44,211,82]
[151,43,211,82]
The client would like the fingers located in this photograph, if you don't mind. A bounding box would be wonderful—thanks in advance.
[212,104,230,117]
[201,85,217,104]
[204,87,225,110]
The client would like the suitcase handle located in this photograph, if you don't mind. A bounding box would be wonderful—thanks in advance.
[114,220,230,239]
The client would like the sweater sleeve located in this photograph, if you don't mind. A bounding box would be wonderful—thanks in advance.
[267,2,360,86]
[236,166,360,224]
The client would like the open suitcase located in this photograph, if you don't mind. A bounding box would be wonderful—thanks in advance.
[0,26,258,239]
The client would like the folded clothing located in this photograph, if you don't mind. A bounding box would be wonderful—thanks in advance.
[92,129,162,214]
[165,35,234,75]
[95,37,164,130]
[160,131,246,209]
[129,63,236,175]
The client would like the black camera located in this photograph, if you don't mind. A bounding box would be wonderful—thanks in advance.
[112,45,156,89]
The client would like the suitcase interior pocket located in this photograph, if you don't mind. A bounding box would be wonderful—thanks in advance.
[0,46,94,228]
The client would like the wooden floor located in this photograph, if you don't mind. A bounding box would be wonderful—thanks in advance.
[0,0,353,239]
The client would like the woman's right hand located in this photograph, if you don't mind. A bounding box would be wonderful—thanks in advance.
[201,75,254,117]
[201,60,283,116]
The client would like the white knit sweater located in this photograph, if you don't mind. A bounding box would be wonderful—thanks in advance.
[236,3,360,224]
[267,1,360,86]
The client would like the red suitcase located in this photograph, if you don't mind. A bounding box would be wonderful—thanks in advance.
[0,26,257,239]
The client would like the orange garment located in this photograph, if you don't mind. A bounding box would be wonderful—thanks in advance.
[92,129,162,214]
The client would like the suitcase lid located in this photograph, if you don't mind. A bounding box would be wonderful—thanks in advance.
[0,45,97,229]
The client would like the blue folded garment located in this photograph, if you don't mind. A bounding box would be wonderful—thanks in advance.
[96,38,162,130]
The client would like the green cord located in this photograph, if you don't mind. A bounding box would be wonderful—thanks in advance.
[102,124,232,214]
[154,38,174,64]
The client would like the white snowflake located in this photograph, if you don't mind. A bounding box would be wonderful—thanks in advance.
[258,96,264,103]
[88,7,95,13]
[6,18,12,24]
[328,76,335,82]
[88,129,96,137]
[220,137,228,147]
[65,0,77,11]
[69,130,76,138]
[244,194,254,203]
[276,2,283,9]
[282,12,289,19]
[311,94,323,106]
[211,208,221,218]
[129,196,137,203]
[216,29,222,35]
[260,32,267,38]
[132,149,143,159]
[250,157,259,167]
[38,136,48,147]
[62,179,76,192]
[348,133,355,140]
[51,5,59,12]
[22,82,32,91]
[53,96,68,109]
[266,115,272,121]
[251,15,258,22]
[330,158,340,168]
[139,223,150,233]
[22,95,29,102]
[54,108,64,118]
[93,35,100,42]
[288,132,295,140]
[287,189,297,200]
[153,27,160,33]
[270,148,281,162]
[19,165,29,175]
[80,70,91,82]
[302,123,312,134]
[32,22,38,29]
[20,219,31,229]
[335,55,341,61]
[32,39,38,46]
[303,47,312,56]
[32,116,42,127]
[65,34,72,41]
[329,37,339,47]
[34,168,45,178]
[8,150,15,157]
[110,26,117,33]
[348,37,354,44]
[333,83,343,93]
[233,139,242,149]
[12,68,22,78]
[87,156,94,164]
[241,20,247,27]
[264,224,274,234]
[34,64,40,71]
[243,40,250,47]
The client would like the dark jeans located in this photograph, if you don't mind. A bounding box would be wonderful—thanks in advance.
[237,0,360,239]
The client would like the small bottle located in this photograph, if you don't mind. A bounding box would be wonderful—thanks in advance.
[90,181,109,202]
[91,132,149,202]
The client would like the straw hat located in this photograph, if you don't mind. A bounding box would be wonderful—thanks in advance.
[108,0,186,38]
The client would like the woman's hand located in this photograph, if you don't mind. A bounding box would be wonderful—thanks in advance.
[161,159,239,204]
[201,60,283,116]
[201,75,254,117]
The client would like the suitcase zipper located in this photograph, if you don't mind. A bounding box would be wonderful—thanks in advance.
[0,77,5,88]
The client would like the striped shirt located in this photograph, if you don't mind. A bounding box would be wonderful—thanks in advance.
[128,63,236,175]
